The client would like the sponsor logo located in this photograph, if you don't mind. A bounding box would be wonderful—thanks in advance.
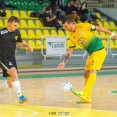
[79,31,83,35]
[9,62,13,66]
[15,36,18,40]
[1,30,8,34]
[48,42,65,48]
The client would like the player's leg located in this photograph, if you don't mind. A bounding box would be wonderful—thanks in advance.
[7,67,27,104]
[76,70,93,103]
[74,48,106,101]
[0,59,27,104]
[84,70,92,102]
[83,69,97,97]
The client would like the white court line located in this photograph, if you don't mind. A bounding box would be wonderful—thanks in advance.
[0,107,38,117]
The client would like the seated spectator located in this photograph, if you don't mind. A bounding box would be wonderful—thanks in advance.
[80,1,91,23]
[64,0,80,23]
[72,0,87,22]
[50,0,65,21]
[58,0,65,9]
[0,0,6,10]
[42,6,62,30]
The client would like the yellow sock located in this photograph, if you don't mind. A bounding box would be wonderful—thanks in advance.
[83,73,96,97]
[84,78,91,101]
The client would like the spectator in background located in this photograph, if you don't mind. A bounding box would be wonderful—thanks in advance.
[72,0,87,22]
[0,0,6,10]
[80,1,91,23]
[42,6,62,30]
[64,0,80,23]
[50,0,65,20]
[58,0,65,9]
[0,0,18,10]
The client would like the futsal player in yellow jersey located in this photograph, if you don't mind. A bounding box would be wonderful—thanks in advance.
[57,17,117,103]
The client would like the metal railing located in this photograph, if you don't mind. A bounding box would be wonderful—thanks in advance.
[81,0,117,8]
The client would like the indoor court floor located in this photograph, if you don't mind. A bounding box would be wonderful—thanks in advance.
[0,69,117,117]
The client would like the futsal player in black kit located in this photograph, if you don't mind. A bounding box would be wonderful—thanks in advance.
[0,16,33,104]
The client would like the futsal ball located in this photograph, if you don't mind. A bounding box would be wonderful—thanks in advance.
[62,82,73,92]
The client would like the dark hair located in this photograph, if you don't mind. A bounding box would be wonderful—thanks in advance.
[45,6,50,11]
[8,16,19,23]
[62,17,73,24]
[69,0,73,2]
[81,1,87,8]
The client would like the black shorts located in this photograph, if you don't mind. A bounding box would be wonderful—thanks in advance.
[0,58,17,77]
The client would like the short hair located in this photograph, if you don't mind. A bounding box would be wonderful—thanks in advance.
[62,17,73,24]
[69,0,73,2]
[8,16,19,23]
[45,6,50,11]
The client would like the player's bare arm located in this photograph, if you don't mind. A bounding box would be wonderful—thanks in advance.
[96,26,117,39]
[63,48,74,64]
[57,48,74,70]
[16,42,33,52]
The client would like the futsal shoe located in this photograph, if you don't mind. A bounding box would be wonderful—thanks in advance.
[72,90,86,100]
[77,99,91,104]
[19,95,27,104]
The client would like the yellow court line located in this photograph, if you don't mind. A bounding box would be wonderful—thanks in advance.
[0,104,117,117]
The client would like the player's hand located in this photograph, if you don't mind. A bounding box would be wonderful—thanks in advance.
[28,45,33,52]
[113,34,117,39]
[57,62,65,70]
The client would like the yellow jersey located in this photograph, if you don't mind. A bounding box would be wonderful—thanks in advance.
[69,23,104,55]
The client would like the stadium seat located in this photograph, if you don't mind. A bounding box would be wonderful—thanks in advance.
[35,20,42,28]
[27,11,32,18]
[57,30,65,37]
[35,30,43,39]
[27,29,36,39]
[5,10,12,18]
[103,22,110,30]
[43,30,50,37]
[4,19,8,27]
[102,40,108,49]
[11,1,19,10]
[93,31,99,37]
[20,29,28,39]
[0,20,4,28]
[98,22,104,28]
[20,2,27,10]
[12,10,20,18]
[42,3,47,8]
[20,20,28,28]
[36,40,42,50]
[27,20,36,28]
[114,40,117,49]
[43,40,46,50]
[66,39,70,49]
[65,30,71,38]
[109,40,115,49]
[28,40,37,50]
[33,2,41,11]
[20,11,28,19]
[26,2,34,11]
[99,32,106,39]
[50,30,57,36]
[95,13,106,21]
[109,22,117,30]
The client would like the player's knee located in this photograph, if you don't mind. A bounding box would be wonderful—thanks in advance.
[84,70,90,78]
[8,72,18,80]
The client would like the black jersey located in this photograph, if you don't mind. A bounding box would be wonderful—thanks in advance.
[0,28,22,59]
